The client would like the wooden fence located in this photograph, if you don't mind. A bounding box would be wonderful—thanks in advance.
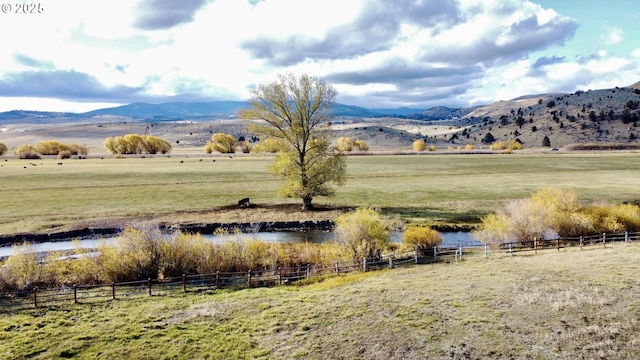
[1,230,638,312]
[0,250,420,312]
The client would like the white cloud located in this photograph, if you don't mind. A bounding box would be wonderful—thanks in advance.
[601,26,624,45]
[0,0,638,112]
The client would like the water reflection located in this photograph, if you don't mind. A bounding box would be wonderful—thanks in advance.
[0,231,480,258]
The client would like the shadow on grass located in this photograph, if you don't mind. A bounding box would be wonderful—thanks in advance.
[380,206,486,231]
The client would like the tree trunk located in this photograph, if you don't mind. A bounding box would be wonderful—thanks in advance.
[302,196,313,210]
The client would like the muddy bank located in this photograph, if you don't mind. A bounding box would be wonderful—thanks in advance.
[164,220,334,234]
[0,220,336,247]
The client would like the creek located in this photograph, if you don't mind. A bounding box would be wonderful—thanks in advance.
[0,230,480,258]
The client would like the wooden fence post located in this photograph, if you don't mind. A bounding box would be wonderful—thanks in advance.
[247,270,252,288]
[335,261,340,274]
[182,274,187,293]
[33,287,38,308]
[625,231,629,244]
[362,257,367,272]
[278,267,282,285]
[557,238,560,251]
[73,285,78,304]
[215,271,220,288]
[306,265,311,279]
[388,255,394,269]
[580,236,584,250]
[414,248,419,264]
[459,245,463,261]
[603,233,606,248]
[433,247,437,261]
[112,282,116,300]
[484,244,488,258]
[509,243,512,256]
[534,237,537,254]
[148,278,152,296]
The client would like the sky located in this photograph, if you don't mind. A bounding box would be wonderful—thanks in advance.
[0,0,638,113]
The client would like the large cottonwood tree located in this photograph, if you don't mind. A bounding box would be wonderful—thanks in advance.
[240,73,346,210]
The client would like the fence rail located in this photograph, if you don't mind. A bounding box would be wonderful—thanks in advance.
[1,231,638,311]
[0,250,419,311]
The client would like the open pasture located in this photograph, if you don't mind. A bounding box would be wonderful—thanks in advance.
[1,152,640,235]
[2,242,640,359]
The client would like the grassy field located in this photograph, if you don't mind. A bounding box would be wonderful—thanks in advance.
[1,152,640,235]
[1,243,640,359]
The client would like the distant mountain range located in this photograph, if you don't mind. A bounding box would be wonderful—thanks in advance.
[2,81,639,149]
[0,101,447,124]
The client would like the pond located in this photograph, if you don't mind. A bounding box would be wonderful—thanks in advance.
[0,230,481,258]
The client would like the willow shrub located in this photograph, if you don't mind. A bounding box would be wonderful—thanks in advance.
[98,226,162,282]
[15,144,41,159]
[336,137,369,152]
[252,137,287,153]
[205,133,237,154]
[0,142,8,155]
[413,139,427,152]
[489,139,524,151]
[0,227,356,291]
[68,143,89,156]
[104,134,171,155]
[334,207,392,260]
[35,140,69,155]
[403,226,443,252]
[475,188,640,245]
[0,243,43,291]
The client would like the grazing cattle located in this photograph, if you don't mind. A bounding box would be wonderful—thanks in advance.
[238,198,250,208]
[180,160,184,163]
[57,162,63,166]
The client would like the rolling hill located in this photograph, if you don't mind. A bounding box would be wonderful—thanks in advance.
[1,82,639,149]
[435,84,640,148]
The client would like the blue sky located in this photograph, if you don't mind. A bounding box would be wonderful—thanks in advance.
[0,0,638,112]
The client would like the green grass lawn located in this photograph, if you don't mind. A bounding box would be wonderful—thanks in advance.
[2,243,640,359]
[1,152,640,235]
